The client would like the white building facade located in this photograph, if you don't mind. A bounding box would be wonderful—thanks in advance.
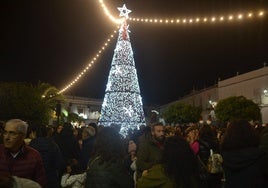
[62,95,102,124]
[160,66,268,124]
[218,66,268,123]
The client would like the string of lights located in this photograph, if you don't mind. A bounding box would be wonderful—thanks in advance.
[98,0,266,25]
[59,1,267,94]
[58,28,118,94]
[129,10,265,25]
[98,0,124,24]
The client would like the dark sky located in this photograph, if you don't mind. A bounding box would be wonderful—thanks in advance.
[1,0,268,105]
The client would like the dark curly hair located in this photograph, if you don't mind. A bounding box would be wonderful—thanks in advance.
[162,136,199,187]
[92,126,126,163]
[221,119,259,151]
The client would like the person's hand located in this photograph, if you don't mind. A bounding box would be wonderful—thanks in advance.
[66,166,72,174]
[142,170,148,176]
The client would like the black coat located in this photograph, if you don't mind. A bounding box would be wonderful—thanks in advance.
[223,147,268,188]
[29,137,63,188]
[85,157,134,188]
[78,136,95,171]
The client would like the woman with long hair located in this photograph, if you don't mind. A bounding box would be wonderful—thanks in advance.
[221,119,268,188]
[85,126,133,188]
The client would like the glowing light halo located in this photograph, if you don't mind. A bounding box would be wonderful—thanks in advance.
[98,0,124,24]
[58,28,118,94]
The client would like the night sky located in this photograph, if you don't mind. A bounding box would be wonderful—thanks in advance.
[1,0,268,105]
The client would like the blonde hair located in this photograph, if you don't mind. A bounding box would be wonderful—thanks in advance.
[5,119,28,135]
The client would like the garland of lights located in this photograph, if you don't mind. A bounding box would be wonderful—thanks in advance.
[58,29,118,94]
[129,11,265,24]
[59,0,266,94]
[98,0,266,25]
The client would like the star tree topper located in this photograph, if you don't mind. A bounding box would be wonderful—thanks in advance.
[117,4,132,19]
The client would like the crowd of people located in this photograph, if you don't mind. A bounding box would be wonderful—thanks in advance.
[0,118,268,188]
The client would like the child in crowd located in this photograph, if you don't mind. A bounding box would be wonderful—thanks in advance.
[61,159,86,188]
[185,125,200,154]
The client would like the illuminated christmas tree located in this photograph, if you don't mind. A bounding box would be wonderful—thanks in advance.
[98,4,146,136]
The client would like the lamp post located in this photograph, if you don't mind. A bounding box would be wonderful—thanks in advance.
[56,102,61,125]
[264,89,268,97]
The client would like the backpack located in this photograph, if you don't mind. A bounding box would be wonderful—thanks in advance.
[207,149,223,174]
[197,149,223,183]
[198,139,223,174]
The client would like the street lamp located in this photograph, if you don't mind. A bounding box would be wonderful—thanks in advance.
[264,89,268,97]
[209,100,217,108]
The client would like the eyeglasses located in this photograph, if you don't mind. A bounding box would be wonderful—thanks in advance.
[2,130,22,137]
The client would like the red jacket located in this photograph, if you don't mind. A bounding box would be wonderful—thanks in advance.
[0,144,47,188]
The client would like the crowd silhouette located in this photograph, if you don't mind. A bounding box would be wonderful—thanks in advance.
[1,118,268,188]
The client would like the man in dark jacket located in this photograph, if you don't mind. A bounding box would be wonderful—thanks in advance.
[136,122,165,180]
[29,124,63,188]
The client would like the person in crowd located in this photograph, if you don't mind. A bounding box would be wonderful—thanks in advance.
[29,124,64,188]
[46,126,55,137]
[198,124,219,160]
[124,139,138,186]
[0,121,4,144]
[137,135,200,188]
[73,128,83,149]
[78,126,96,171]
[0,172,41,188]
[221,119,268,188]
[259,125,268,154]
[88,122,98,136]
[0,119,47,187]
[137,125,151,144]
[216,127,226,145]
[52,125,63,148]
[61,159,86,188]
[198,124,222,188]
[52,125,63,139]
[174,125,183,136]
[53,123,80,171]
[85,126,133,188]
[185,125,200,155]
[136,122,165,180]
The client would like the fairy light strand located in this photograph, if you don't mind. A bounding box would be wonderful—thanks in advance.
[59,2,266,94]
[98,0,124,24]
[98,0,266,25]
[129,10,265,25]
[58,29,118,94]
